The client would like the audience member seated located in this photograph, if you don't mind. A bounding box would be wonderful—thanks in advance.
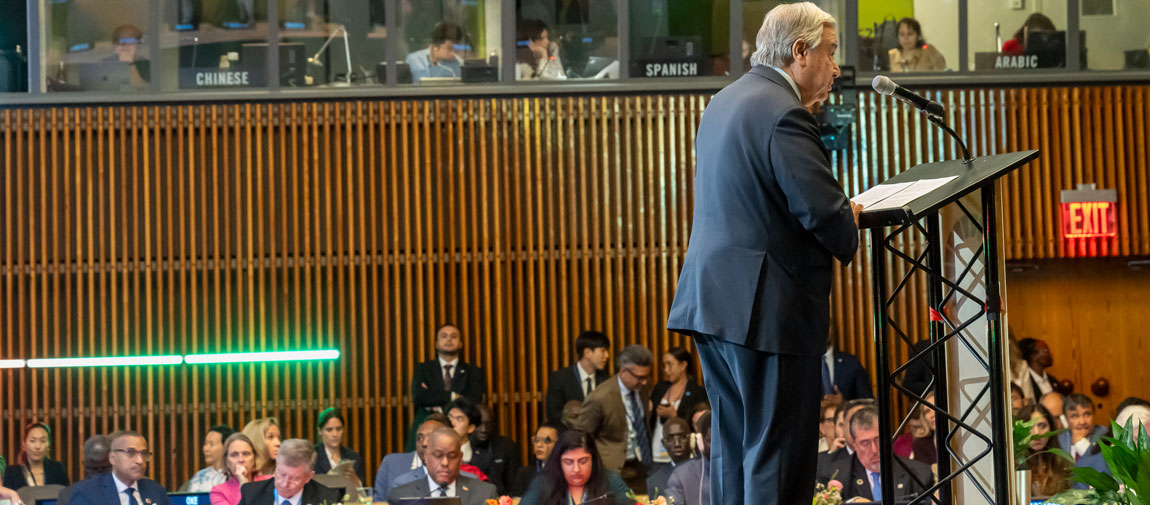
[183,425,234,492]
[448,398,482,464]
[573,344,654,495]
[520,429,636,505]
[1041,392,1067,430]
[546,331,610,423]
[515,19,566,80]
[820,406,933,503]
[3,422,70,490]
[107,25,150,89]
[387,428,497,505]
[561,401,583,429]
[70,430,170,505]
[1116,396,1150,436]
[406,22,465,83]
[409,324,486,451]
[513,423,562,496]
[649,346,707,469]
[210,433,270,505]
[1016,338,1058,403]
[1001,13,1056,55]
[1017,404,1071,499]
[647,417,694,500]
[888,18,946,72]
[664,412,710,505]
[823,338,874,402]
[312,408,365,485]
[58,435,113,505]
[242,418,282,478]
[818,398,843,453]
[1011,384,1027,417]
[817,398,874,479]
[374,414,481,501]
[237,439,342,505]
[893,392,938,465]
[470,404,521,495]
[1060,393,1108,461]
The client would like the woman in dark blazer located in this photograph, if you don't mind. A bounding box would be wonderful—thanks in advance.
[648,347,707,463]
[3,422,70,490]
[313,408,366,485]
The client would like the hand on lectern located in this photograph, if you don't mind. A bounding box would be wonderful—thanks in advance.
[851,201,864,225]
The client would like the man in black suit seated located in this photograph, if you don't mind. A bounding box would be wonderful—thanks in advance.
[470,404,522,495]
[388,428,498,505]
[647,417,695,500]
[238,438,342,505]
[817,399,874,480]
[819,406,933,503]
[409,324,487,451]
[822,337,874,402]
[58,434,113,505]
[70,430,172,505]
[546,330,611,423]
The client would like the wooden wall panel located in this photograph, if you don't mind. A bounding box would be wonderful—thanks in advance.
[1,84,1148,490]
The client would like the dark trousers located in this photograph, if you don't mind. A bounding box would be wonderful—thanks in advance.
[694,333,821,505]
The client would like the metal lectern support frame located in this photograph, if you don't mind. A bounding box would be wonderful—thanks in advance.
[869,183,1012,505]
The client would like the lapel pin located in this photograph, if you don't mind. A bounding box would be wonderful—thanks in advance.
[856,479,864,486]
[145,500,153,504]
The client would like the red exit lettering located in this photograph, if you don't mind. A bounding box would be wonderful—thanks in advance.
[1062,201,1117,238]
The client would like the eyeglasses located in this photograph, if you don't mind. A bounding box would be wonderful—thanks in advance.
[623,367,650,382]
[532,436,555,445]
[663,433,691,443]
[112,449,153,461]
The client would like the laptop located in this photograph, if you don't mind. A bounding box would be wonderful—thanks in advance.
[75,62,133,91]
[169,492,211,505]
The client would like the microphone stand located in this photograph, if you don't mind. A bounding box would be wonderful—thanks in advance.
[925,112,973,164]
[307,25,353,85]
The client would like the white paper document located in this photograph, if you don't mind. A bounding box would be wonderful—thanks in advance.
[852,176,958,211]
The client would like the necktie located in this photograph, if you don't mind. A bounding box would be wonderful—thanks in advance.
[871,472,882,502]
[584,377,593,397]
[282,501,291,505]
[124,488,140,505]
[437,485,449,497]
[443,364,454,391]
[822,359,833,395]
[629,390,653,466]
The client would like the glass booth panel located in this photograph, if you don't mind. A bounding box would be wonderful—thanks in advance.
[157,0,271,91]
[278,0,387,86]
[392,0,500,86]
[966,0,1072,72]
[43,0,152,92]
[515,0,619,81]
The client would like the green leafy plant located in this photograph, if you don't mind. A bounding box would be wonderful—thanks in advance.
[1014,418,1073,470]
[1046,419,1150,505]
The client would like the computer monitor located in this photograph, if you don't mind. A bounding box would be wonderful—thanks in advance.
[35,500,57,505]
[1025,30,1087,69]
[240,42,306,86]
[169,492,211,505]
[375,62,413,84]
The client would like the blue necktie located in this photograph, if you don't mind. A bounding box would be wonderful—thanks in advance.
[871,472,882,502]
[124,489,140,505]
[822,359,833,395]
[282,500,291,505]
[629,390,653,466]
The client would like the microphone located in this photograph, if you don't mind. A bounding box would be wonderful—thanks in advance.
[871,75,945,117]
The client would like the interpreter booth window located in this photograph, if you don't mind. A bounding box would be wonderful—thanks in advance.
[855,0,957,73]
[966,0,1072,72]
[736,0,848,76]
[515,0,619,81]
[278,0,387,86]
[392,0,501,86]
[156,0,271,91]
[628,0,726,78]
[0,0,28,92]
[42,0,152,92]
[1077,0,1145,71]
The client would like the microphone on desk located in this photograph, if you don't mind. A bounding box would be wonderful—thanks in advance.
[872,75,945,118]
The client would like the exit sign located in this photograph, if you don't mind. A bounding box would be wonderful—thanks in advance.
[1060,184,1117,239]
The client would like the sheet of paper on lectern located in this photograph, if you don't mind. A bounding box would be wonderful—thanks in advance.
[852,176,958,211]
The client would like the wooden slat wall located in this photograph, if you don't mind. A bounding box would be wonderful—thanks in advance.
[1,84,1147,490]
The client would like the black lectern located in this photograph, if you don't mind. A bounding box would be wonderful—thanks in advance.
[857,149,1039,505]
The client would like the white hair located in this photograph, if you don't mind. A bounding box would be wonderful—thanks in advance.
[750,2,837,68]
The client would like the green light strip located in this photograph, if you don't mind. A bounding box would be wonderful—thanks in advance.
[26,355,185,368]
[184,349,340,365]
[0,359,27,369]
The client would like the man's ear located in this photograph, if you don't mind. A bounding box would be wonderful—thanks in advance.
[791,39,809,65]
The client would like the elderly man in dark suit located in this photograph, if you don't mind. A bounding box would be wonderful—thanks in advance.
[573,344,654,494]
[238,439,342,505]
[388,428,497,505]
[69,431,171,505]
[408,324,486,451]
[545,330,611,423]
[819,407,933,502]
[666,3,862,505]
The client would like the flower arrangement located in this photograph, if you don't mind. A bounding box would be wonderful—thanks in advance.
[813,471,844,505]
[486,497,513,505]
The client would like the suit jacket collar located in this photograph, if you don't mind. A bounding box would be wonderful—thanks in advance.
[100,473,123,505]
[749,65,801,103]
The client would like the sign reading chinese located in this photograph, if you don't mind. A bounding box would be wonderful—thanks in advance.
[1060,184,1118,239]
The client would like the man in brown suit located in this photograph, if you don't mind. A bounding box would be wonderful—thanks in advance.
[573,344,653,494]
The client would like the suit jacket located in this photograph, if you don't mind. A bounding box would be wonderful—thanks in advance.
[1058,425,1108,459]
[665,458,709,505]
[470,434,521,496]
[648,380,708,431]
[2,458,71,489]
[511,462,541,497]
[816,446,853,484]
[545,364,610,422]
[666,65,859,355]
[237,478,342,505]
[312,443,365,485]
[645,460,679,500]
[69,473,171,505]
[411,359,486,411]
[819,452,933,503]
[386,475,497,505]
[372,451,419,501]
[826,350,874,401]
[572,374,649,473]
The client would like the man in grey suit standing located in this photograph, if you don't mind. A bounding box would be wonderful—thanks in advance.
[387,428,497,505]
[666,3,862,505]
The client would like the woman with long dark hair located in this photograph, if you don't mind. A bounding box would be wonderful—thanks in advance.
[519,430,634,505]
[1017,403,1071,499]
[649,347,706,466]
[1002,13,1056,54]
